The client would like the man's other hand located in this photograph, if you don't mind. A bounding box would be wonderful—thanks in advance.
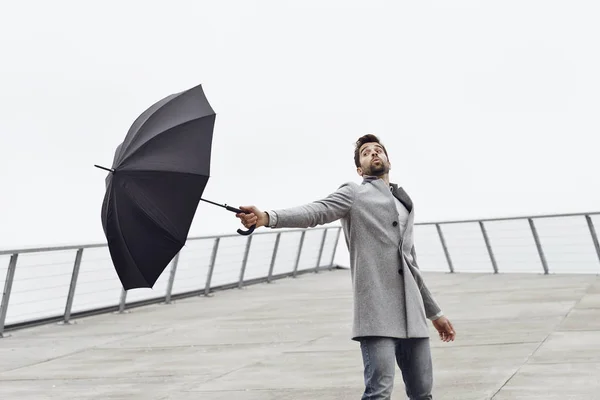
[432,316,456,342]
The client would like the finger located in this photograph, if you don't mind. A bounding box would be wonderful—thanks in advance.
[239,206,256,214]
[239,215,253,225]
[243,217,256,226]
[443,325,452,340]
[446,322,456,338]
[237,213,254,224]
[447,328,456,341]
[242,213,256,222]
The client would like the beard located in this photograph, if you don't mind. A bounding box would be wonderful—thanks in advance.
[367,161,390,176]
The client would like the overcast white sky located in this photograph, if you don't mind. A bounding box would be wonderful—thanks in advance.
[1,0,599,250]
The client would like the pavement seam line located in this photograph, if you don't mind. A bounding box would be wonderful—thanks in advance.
[0,327,169,375]
[177,338,312,393]
[489,277,596,399]
[178,336,328,393]
[178,362,262,392]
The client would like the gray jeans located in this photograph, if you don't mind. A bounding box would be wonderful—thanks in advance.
[359,337,433,400]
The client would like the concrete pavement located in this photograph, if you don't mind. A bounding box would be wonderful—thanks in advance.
[1,269,599,399]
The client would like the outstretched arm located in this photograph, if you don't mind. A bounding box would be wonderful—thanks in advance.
[236,182,357,230]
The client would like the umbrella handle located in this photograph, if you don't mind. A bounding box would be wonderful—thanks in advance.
[224,204,256,236]
[237,225,256,236]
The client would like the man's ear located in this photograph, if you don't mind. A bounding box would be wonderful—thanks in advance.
[356,167,363,176]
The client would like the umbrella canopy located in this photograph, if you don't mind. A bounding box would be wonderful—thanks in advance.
[98,84,216,290]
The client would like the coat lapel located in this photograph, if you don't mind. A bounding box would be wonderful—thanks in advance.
[390,184,413,213]
[389,183,416,253]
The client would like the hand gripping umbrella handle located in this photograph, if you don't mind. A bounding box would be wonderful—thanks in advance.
[224,205,256,236]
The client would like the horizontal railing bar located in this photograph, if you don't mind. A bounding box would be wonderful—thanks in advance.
[5,209,598,255]
[416,211,600,226]
[0,226,337,256]
[0,243,107,255]
[4,210,599,255]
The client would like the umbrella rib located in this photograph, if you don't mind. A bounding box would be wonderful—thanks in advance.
[117,92,181,162]
[112,189,152,288]
[118,114,215,168]
[120,179,186,247]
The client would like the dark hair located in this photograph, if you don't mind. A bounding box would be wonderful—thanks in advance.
[354,134,389,167]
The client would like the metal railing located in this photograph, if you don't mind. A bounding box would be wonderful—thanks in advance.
[413,211,600,275]
[0,226,343,338]
[2,209,599,338]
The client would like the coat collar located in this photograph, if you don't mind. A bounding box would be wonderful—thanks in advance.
[390,184,413,213]
[362,176,413,212]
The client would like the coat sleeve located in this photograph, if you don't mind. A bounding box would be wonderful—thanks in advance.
[270,182,357,229]
[410,245,443,320]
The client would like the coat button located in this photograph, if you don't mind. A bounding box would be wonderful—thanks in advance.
[392,221,398,227]
[398,268,403,275]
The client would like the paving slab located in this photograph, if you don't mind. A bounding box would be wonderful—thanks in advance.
[0,269,598,400]
[557,308,600,331]
[492,363,600,400]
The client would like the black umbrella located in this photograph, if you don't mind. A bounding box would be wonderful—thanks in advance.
[95,83,254,290]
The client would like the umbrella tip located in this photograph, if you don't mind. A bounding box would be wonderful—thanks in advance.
[94,164,115,173]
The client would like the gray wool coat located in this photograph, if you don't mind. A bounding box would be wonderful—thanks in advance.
[269,175,442,340]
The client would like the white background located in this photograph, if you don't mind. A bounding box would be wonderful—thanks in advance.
[1,0,599,250]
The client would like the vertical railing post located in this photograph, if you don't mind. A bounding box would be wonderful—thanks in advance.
[328,227,342,270]
[118,288,128,313]
[205,237,220,296]
[479,221,499,274]
[62,248,84,324]
[528,218,549,275]
[585,215,600,267]
[293,231,306,277]
[314,229,328,273]
[0,254,18,338]
[164,252,180,304]
[267,233,281,283]
[436,224,455,273]
[238,236,253,289]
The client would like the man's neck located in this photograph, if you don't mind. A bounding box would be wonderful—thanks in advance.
[364,174,390,186]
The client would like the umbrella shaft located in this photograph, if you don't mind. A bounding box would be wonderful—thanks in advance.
[200,198,243,214]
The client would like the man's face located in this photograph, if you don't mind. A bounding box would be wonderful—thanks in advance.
[357,142,390,177]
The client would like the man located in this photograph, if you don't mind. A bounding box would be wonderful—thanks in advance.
[236,134,455,400]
